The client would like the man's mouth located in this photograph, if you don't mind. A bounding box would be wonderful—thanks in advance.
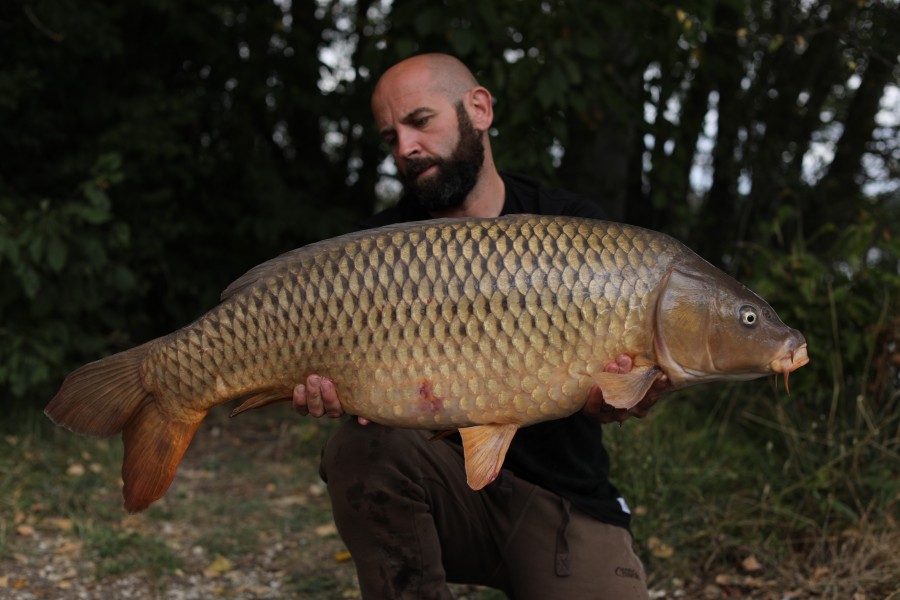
[407,160,439,180]
[416,165,438,179]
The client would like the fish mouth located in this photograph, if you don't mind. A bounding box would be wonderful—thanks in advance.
[769,343,809,394]
[770,343,809,374]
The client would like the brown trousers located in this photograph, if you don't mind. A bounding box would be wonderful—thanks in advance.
[320,421,649,599]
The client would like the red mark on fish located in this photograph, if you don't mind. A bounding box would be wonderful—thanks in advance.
[418,380,443,413]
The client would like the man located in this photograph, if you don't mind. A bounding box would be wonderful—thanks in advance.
[295,53,661,599]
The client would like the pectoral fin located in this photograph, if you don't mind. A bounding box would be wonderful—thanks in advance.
[593,366,662,410]
[458,424,518,490]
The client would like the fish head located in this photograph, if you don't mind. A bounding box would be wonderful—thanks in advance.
[654,258,809,389]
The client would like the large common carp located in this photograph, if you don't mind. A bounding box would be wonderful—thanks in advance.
[46,215,808,512]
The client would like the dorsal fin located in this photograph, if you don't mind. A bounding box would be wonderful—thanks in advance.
[219,219,476,300]
[221,246,312,300]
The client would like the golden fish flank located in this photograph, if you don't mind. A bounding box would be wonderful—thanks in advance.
[45,214,808,512]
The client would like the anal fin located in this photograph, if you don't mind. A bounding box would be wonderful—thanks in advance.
[458,424,518,490]
[593,365,663,410]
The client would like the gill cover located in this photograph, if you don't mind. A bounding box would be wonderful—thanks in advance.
[654,259,797,387]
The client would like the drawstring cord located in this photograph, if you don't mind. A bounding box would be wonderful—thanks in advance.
[555,498,572,576]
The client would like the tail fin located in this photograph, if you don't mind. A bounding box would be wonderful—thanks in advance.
[45,343,153,437]
[45,343,205,513]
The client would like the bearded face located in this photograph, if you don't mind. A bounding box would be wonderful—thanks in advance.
[401,102,485,212]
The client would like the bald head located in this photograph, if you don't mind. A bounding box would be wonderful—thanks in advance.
[372,53,480,109]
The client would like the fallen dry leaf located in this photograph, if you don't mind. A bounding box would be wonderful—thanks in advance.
[66,464,85,477]
[16,524,35,537]
[49,518,74,532]
[743,576,765,588]
[647,536,675,559]
[812,566,830,579]
[271,494,308,507]
[54,541,83,555]
[203,554,233,578]
[334,551,352,562]
[715,573,735,586]
[315,523,338,537]
[741,555,763,573]
[0,576,8,588]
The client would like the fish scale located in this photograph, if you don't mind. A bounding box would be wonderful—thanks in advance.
[45,214,809,512]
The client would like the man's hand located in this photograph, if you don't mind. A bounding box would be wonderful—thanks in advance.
[582,354,669,424]
[293,375,370,425]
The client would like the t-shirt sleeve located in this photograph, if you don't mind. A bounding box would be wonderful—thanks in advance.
[542,188,608,220]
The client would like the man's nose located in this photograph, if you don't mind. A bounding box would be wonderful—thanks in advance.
[396,130,421,159]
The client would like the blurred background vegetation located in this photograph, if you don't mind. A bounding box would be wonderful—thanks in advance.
[1,0,898,594]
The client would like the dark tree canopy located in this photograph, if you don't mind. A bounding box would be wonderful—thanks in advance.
[0,0,897,412]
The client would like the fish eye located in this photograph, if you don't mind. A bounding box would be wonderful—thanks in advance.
[740,305,759,328]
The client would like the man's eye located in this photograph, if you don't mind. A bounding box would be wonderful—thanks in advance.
[413,116,430,127]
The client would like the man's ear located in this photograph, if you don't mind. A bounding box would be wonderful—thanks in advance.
[467,87,494,130]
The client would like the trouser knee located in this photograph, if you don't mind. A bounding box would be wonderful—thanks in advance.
[319,420,430,488]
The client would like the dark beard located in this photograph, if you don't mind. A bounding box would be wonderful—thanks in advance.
[401,103,485,212]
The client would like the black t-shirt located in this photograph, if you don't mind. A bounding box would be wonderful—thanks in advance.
[361,172,631,530]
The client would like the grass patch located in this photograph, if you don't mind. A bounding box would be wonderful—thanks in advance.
[287,571,344,596]
[83,524,182,578]
[605,383,900,594]
[0,418,125,550]
[0,403,353,596]
[191,498,273,557]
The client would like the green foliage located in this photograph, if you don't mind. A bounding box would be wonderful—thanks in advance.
[0,153,136,398]
[745,198,900,401]
[737,195,900,529]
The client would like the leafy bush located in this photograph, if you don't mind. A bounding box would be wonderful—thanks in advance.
[0,153,141,400]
